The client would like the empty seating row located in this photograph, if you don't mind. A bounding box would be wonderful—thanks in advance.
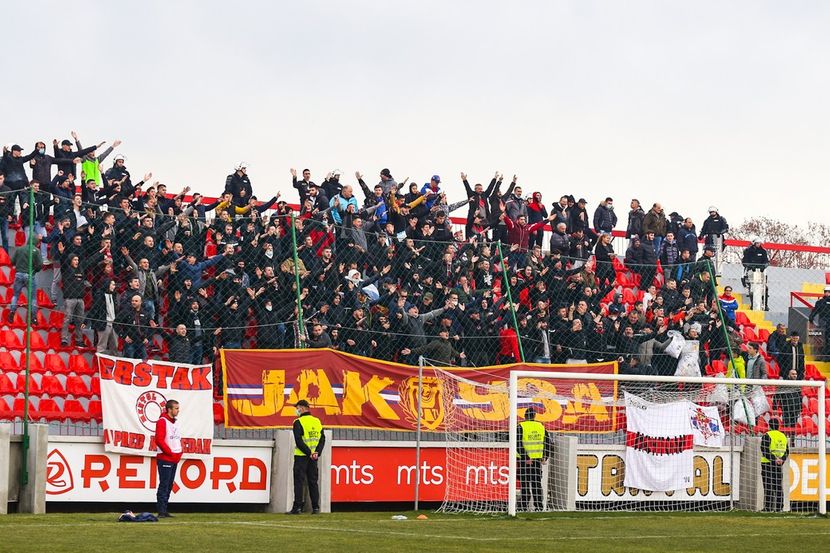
[0,351,96,374]
[0,397,102,422]
[0,373,100,397]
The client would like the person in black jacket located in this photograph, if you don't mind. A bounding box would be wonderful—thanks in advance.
[87,278,119,355]
[1,144,37,212]
[30,140,88,186]
[225,162,253,203]
[809,286,830,358]
[20,181,52,258]
[626,199,645,242]
[0,173,12,252]
[461,172,496,239]
[115,294,154,359]
[776,331,805,427]
[167,324,202,364]
[60,254,90,346]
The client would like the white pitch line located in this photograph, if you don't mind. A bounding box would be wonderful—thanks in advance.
[2,520,829,543]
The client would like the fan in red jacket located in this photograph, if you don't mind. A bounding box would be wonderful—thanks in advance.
[155,399,182,518]
[502,212,555,251]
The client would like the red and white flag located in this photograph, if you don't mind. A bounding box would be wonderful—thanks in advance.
[624,392,694,492]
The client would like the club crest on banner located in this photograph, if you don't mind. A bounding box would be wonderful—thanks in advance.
[399,376,450,430]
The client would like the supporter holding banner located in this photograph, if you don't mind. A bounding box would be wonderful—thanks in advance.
[97,354,214,458]
[222,348,617,432]
[624,392,694,491]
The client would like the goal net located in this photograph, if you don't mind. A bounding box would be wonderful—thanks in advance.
[431,366,826,515]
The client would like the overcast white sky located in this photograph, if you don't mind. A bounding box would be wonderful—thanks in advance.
[3,1,828,228]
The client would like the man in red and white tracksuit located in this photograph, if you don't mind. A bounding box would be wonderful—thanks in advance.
[155,399,182,518]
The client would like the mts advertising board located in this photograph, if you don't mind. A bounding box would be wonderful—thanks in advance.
[46,440,271,503]
[222,348,617,432]
[328,444,738,503]
[97,354,214,458]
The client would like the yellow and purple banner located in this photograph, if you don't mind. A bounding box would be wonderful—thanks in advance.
[221,349,618,432]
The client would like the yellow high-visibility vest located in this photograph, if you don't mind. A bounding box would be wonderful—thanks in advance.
[294,415,322,456]
[761,429,788,464]
[518,420,545,459]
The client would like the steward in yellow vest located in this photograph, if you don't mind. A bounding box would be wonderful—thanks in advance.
[289,399,325,515]
[760,418,789,512]
[517,407,552,511]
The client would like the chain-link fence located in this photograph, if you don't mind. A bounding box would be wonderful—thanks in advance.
[0,180,828,449]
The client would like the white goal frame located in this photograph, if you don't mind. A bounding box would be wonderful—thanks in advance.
[507,371,827,516]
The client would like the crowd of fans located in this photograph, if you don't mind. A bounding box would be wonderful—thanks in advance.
[0,135,794,385]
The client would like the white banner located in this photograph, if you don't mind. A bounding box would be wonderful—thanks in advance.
[98,354,214,458]
[689,403,724,447]
[624,392,694,492]
[577,448,738,501]
[45,441,271,503]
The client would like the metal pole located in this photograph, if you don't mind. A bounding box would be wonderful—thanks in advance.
[707,259,752,431]
[20,184,35,486]
[507,370,519,516]
[289,213,306,346]
[496,241,525,362]
[414,356,424,511]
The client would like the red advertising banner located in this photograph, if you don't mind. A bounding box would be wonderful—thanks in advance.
[330,446,502,502]
[221,349,617,432]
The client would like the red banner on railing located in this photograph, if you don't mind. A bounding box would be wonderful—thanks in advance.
[221,349,618,432]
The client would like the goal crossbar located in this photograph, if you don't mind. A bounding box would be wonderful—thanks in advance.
[507,370,827,516]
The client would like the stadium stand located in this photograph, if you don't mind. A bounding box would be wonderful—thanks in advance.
[0,137,828,442]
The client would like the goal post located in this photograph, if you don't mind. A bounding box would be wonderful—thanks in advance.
[506,371,826,516]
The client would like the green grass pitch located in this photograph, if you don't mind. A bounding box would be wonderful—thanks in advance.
[0,511,827,553]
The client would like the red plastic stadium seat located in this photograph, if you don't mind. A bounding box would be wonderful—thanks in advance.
[0,372,18,394]
[90,376,101,397]
[69,355,95,376]
[0,248,11,266]
[65,375,92,398]
[37,289,54,308]
[12,398,37,419]
[754,417,770,434]
[616,272,633,287]
[806,364,822,381]
[20,352,45,373]
[2,330,23,349]
[14,230,25,247]
[87,400,103,422]
[34,398,64,421]
[9,310,26,329]
[48,310,65,329]
[757,328,770,343]
[33,310,50,329]
[47,332,70,352]
[622,288,637,305]
[62,399,90,422]
[23,375,42,395]
[796,417,818,436]
[711,360,727,374]
[734,312,754,328]
[41,374,65,397]
[0,351,19,371]
[0,268,12,286]
[742,326,759,343]
[45,353,69,374]
[0,397,12,420]
[29,331,49,351]
[768,360,780,379]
